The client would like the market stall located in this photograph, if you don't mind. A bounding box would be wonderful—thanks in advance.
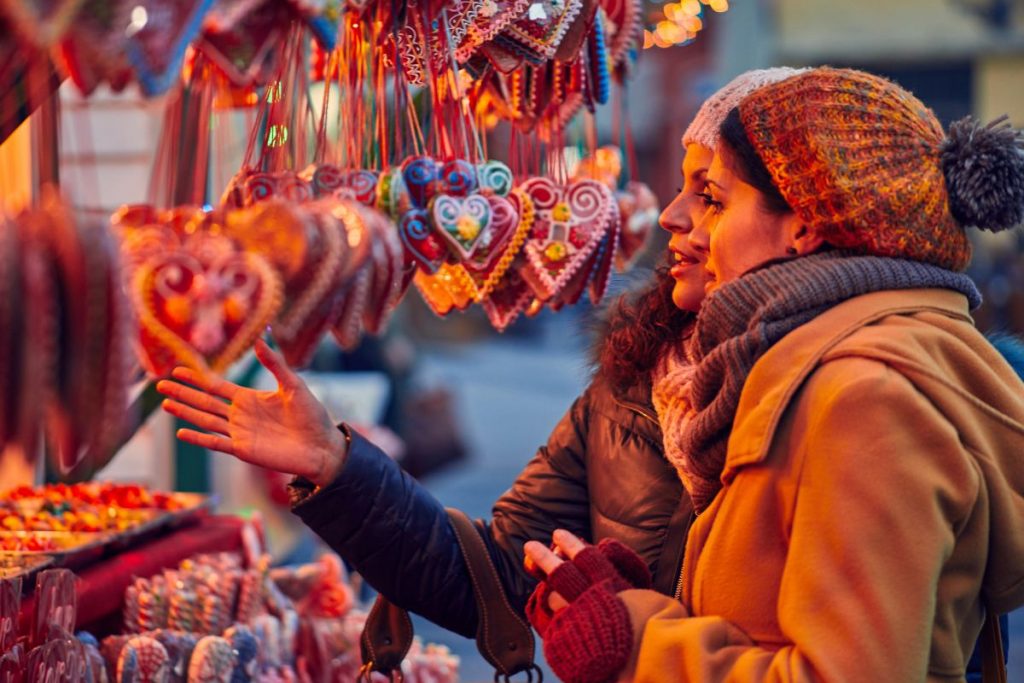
[0,0,722,678]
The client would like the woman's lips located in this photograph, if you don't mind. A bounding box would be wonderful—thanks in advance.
[669,250,700,278]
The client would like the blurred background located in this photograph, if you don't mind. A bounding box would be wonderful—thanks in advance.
[3,0,1022,678]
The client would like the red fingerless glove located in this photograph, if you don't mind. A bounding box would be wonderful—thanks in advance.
[544,580,633,683]
[525,539,648,683]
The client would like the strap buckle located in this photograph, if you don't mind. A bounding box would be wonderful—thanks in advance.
[494,663,544,683]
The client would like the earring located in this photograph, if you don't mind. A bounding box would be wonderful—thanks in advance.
[786,246,798,255]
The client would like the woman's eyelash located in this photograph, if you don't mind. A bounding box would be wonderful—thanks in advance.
[697,191,722,208]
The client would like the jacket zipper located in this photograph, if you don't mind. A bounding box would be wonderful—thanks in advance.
[614,398,659,425]
[673,510,697,601]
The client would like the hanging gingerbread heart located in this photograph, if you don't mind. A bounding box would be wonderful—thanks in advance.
[331,266,371,352]
[198,0,289,87]
[0,0,86,49]
[224,200,309,283]
[467,190,532,301]
[600,0,642,68]
[481,265,533,332]
[456,0,529,62]
[616,180,657,269]
[437,159,478,197]
[360,207,405,335]
[412,268,455,317]
[59,0,135,97]
[401,155,440,209]
[132,248,283,377]
[476,159,514,197]
[495,0,584,63]
[31,193,130,474]
[124,0,216,96]
[376,167,412,220]
[430,194,492,261]
[306,164,380,206]
[518,177,612,301]
[399,209,447,274]
[588,206,619,304]
[553,0,597,61]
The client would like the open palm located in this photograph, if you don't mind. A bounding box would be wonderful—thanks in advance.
[157,339,347,486]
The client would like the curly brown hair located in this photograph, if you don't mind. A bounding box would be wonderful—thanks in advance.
[595,260,696,394]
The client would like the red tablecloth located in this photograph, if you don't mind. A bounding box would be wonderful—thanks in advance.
[18,514,245,636]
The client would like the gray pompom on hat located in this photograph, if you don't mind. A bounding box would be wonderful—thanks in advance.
[941,115,1024,232]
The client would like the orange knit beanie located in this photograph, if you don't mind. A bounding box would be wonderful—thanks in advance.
[737,67,1024,271]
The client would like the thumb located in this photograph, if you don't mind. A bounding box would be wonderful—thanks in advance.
[255,338,299,391]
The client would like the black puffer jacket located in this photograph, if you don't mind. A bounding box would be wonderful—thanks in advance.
[292,371,692,637]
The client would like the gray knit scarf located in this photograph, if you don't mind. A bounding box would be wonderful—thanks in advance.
[680,251,982,512]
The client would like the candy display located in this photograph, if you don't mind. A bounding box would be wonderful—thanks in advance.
[0,483,213,580]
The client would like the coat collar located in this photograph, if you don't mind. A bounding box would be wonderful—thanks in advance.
[721,288,974,482]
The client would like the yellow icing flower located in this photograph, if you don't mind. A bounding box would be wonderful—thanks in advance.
[545,242,568,262]
[457,215,481,241]
[552,202,571,222]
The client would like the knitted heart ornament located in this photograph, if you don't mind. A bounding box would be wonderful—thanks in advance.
[124,0,215,96]
[401,155,441,208]
[518,177,612,301]
[132,249,282,377]
[476,159,514,197]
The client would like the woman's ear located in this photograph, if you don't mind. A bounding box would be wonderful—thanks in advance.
[788,220,825,256]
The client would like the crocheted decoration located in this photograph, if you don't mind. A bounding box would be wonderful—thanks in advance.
[941,115,1024,232]
[738,67,974,271]
[682,67,806,150]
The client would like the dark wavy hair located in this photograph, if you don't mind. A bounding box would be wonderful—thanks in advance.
[719,107,791,214]
[595,261,696,394]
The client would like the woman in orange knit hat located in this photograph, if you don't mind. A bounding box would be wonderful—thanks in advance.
[525,67,1024,682]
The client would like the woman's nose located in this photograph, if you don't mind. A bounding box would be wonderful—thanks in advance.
[688,216,711,254]
[659,199,692,235]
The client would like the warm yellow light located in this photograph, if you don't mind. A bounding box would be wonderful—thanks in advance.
[664,3,680,21]
[682,0,701,15]
[682,15,703,31]
[643,29,655,49]
[709,0,728,12]
[656,20,685,42]
[652,31,673,48]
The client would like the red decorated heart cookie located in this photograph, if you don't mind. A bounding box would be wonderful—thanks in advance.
[496,0,584,62]
[480,264,533,333]
[517,177,613,301]
[465,190,532,300]
[132,246,282,377]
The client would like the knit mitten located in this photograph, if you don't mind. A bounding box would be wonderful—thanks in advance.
[543,580,633,683]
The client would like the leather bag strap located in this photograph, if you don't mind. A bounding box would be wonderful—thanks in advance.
[359,592,414,680]
[981,607,1007,683]
[446,508,539,680]
[359,509,541,682]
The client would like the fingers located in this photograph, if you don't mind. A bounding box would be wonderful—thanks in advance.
[524,540,565,577]
[552,529,587,560]
[170,366,240,401]
[176,428,236,456]
[161,399,231,436]
[254,339,299,391]
[156,380,230,418]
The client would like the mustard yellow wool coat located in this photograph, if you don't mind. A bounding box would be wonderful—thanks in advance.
[617,288,1024,682]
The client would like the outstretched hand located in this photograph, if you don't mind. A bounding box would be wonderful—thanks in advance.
[156,339,347,487]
